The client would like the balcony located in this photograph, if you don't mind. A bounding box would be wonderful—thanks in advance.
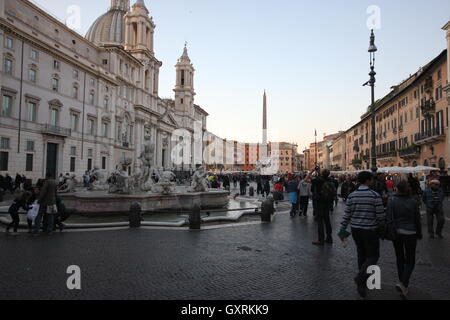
[376,150,397,159]
[420,99,436,117]
[414,128,445,145]
[399,145,421,159]
[41,124,71,137]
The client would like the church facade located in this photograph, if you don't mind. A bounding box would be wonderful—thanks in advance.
[0,0,208,181]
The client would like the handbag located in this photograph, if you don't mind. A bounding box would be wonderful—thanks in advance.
[384,198,398,241]
[27,201,40,222]
[46,204,58,215]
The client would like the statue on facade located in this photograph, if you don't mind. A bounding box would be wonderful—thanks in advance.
[188,165,209,192]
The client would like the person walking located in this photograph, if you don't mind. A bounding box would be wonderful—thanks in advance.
[422,180,445,239]
[5,191,31,235]
[385,181,422,298]
[33,173,58,234]
[239,175,248,196]
[341,175,356,202]
[298,175,312,217]
[263,178,271,198]
[339,171,385,298]
[256,176,263,196]
[287,176,299,217]
[311,169,336,245]
[5,174,13,194]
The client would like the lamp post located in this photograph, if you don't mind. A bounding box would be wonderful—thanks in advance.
[367,29,378,172]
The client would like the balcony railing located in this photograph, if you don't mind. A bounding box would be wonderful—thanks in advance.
[414,127,445,144]
[41,124,71,137]
[376,150,397,159]
[399,145,421,159]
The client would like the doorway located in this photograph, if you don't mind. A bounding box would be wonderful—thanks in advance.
[46,143,58,179]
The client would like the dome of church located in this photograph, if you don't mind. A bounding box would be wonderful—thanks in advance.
[85,0,130,45]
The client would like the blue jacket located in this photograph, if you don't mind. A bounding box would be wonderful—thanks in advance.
[422,187,444,209]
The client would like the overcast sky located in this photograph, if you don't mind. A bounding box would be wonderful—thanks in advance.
[32,0,450,150]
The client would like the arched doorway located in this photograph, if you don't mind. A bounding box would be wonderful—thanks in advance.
[424,160,429,167]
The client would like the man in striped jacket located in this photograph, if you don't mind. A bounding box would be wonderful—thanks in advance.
[339,171,385,298]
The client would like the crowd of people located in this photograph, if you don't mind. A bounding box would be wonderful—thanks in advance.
[2,166,447,298]
[4,172,70,235]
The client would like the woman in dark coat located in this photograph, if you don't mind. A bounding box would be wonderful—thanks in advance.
[386,180,422,298]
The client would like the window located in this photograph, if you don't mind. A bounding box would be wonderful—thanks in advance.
[52,78,59,91]
[27,102,37,122]
[102,156,106,170]
[4,58,13,74]
[89,92,95,105]
[87,149,93,158]
[102,122,109,137]
[29,69,37,82]
[104,97,109,109]
[437,70,442,80]
[26,140,35,152]
[0,152,8,171]
[53,60,60,70]
[70,157,76,172]
[70,113,79,131]
[50,108,58,126]
[30,49,39,60]
[102,59,108,65]
[87,119,96,135]
[5,38,13,49]
[1,137,10,149]
[70,146,77,156]
[87,158,92,171]
[1,95,12,117]
[72,85,79,99]
[73,70,79,79]
[26,154,33,172]
[90,78,95,86]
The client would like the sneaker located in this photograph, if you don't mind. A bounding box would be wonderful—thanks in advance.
[312,240,324,246]
[395,283,408,298]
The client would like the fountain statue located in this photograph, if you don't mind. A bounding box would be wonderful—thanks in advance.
[151,170,176,194]
[138,133,159,192]
[88,166,108,191]
[58,175,77,193]
[108,165,133,194]
[188,165,209,192]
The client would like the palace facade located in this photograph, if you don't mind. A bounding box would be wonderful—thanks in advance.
[0,0,208,181]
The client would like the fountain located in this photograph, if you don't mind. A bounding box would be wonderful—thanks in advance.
[59,133,229,214]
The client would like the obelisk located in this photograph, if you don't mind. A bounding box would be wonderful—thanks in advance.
[262,90,268,157]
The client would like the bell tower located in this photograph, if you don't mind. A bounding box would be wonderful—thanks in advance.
[174,44,196,114]
[124,0,155,54]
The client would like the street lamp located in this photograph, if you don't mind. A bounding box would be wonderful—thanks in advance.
[366,29,378,172]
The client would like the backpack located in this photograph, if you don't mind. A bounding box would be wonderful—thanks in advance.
[319,179,336,203]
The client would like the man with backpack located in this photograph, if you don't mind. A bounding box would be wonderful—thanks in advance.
[312,169,337,245]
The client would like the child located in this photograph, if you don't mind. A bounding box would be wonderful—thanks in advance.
[6,191,31,235]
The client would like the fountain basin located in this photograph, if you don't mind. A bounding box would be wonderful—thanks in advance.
[59,189,230,214]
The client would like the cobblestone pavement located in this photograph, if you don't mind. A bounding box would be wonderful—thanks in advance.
[1,199,449,300]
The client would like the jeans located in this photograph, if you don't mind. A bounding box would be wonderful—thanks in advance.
[393,234,417,287]
[33,206,55,233]
[351,228,380,281]
[427,207,445,236]
[316,202,332,242]
[299,196,309,216]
